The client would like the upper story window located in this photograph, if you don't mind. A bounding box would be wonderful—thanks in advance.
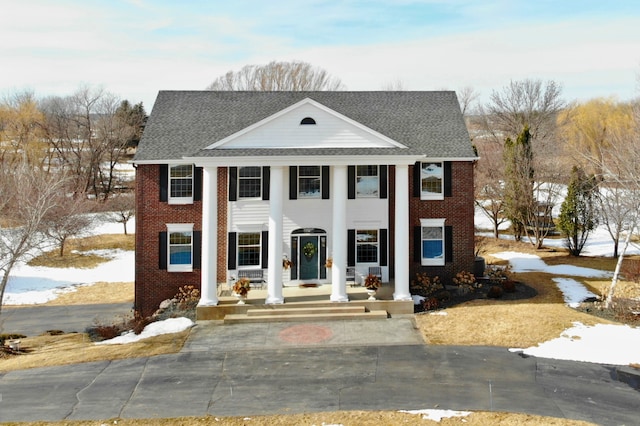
[356,229,378,263]
[356,165,379,198]
[298,166,321,198]
[421,162,444,200]
[238,232,261,267]
[169,165,193,204]
[167,223,193,272]
[238,166,262,199]
[420,218,445,266]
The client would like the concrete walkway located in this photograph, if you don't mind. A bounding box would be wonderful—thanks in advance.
[1,317,639,425]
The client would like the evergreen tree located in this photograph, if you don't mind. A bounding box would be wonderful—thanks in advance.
[503,126,534,241]
[558,166,598,256]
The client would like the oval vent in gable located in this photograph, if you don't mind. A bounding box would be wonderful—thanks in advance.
[300,117,316,125]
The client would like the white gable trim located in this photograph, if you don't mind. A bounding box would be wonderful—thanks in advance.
[204,98,407,150]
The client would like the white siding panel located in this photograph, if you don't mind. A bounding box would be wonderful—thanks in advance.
[220,103,399,149]
[229,200,269,231]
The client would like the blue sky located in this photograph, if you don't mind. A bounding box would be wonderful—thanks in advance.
[2,0,639,110]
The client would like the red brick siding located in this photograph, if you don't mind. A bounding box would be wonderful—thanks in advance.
[407,161,475,284]
[135,164,203,316]
[216,167,228,283]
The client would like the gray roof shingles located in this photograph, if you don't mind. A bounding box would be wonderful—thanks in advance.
[133,91,475,162]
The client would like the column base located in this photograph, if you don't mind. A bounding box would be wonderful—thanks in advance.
[330,294,349,302]
[265,297,285,304]
[393,292,412,301]
[197,298,219,307]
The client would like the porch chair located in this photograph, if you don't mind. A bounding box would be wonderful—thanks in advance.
[346,267,357,287]
[368,266,382,282]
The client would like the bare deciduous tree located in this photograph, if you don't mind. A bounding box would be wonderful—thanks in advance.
[104,193,135,235]
[206,61,345,91]
[43,196,95,256]
[0,162,68,314]
[40,85,140,199]
[457,86,480,116]
[476,79,565,247]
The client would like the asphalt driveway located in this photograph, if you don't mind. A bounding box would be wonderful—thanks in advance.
[0,316,639,425]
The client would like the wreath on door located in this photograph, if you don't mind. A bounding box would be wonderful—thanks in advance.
[303,242,316,259]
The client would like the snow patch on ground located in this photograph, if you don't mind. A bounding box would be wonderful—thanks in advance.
[96,317,194,345]
[399,409,472,422]
[510,322,640,365]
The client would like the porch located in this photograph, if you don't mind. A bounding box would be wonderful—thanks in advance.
[196,282,414,321]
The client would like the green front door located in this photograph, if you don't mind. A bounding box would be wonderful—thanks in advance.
[299,235,319,280]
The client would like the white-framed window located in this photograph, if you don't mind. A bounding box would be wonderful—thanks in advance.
[238,166,262,199]
[238,232,261,267]
[356,229,378,263]
[169,164,193,204]
[420,218,445,266]
[356,165,379,198]
[298,165,321,198]
[167,223,194,272]
[421,162,444,200]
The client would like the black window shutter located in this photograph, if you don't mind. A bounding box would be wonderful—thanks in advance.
[159,231,167,269]
[347,166,356,199]
[444,162,452,197]
[192,231,202,269]
[412,162,421,198]
[321,166,330,199]
[380,228,388,266]
[445,226,453,262]
[289,166,298,200]
[262,166,270,200]
[414,226,422,262]
[319,235,327,279]
[159,165,168,202]
[291,237,298,280]
[347,229,356,267]
[379,165,388,199]
[227,232,237,270]
[261,231,269,267]
[193,167,203,201]
[229,167,238,201]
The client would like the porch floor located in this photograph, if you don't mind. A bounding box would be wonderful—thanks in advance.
[196,282,414,321]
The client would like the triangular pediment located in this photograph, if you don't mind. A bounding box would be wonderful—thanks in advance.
[205,98,407,150]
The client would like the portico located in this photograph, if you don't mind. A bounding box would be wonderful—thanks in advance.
[195,158,417,308]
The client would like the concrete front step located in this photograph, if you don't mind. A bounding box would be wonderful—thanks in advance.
[224,309,389,324]
[246,306,366,316]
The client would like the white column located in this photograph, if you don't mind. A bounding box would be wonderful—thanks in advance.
[331,165,349,302]
[266,165,284,304]
[393,164,412,300]
[198,166,218,306]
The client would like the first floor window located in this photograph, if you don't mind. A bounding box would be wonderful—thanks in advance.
[298,165,321,198]
[238,166,262,199]
[169,164,193,203]
[356,229,378,263]
[356,165,379,198]
[420,218,445,266]
[167,223,193,272]
[421,162,443,200]
[238,232,261,267]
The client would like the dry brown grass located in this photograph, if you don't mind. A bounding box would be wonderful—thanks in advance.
[0,330,189,372]
[2,411,597,426]
[416,269,616,347]
[28,234,134,268]
[44,281,134,305]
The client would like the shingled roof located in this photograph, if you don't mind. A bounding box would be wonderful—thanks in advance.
[133,91,475,162]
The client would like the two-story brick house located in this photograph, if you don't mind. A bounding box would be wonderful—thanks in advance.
[133,91,476,317]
